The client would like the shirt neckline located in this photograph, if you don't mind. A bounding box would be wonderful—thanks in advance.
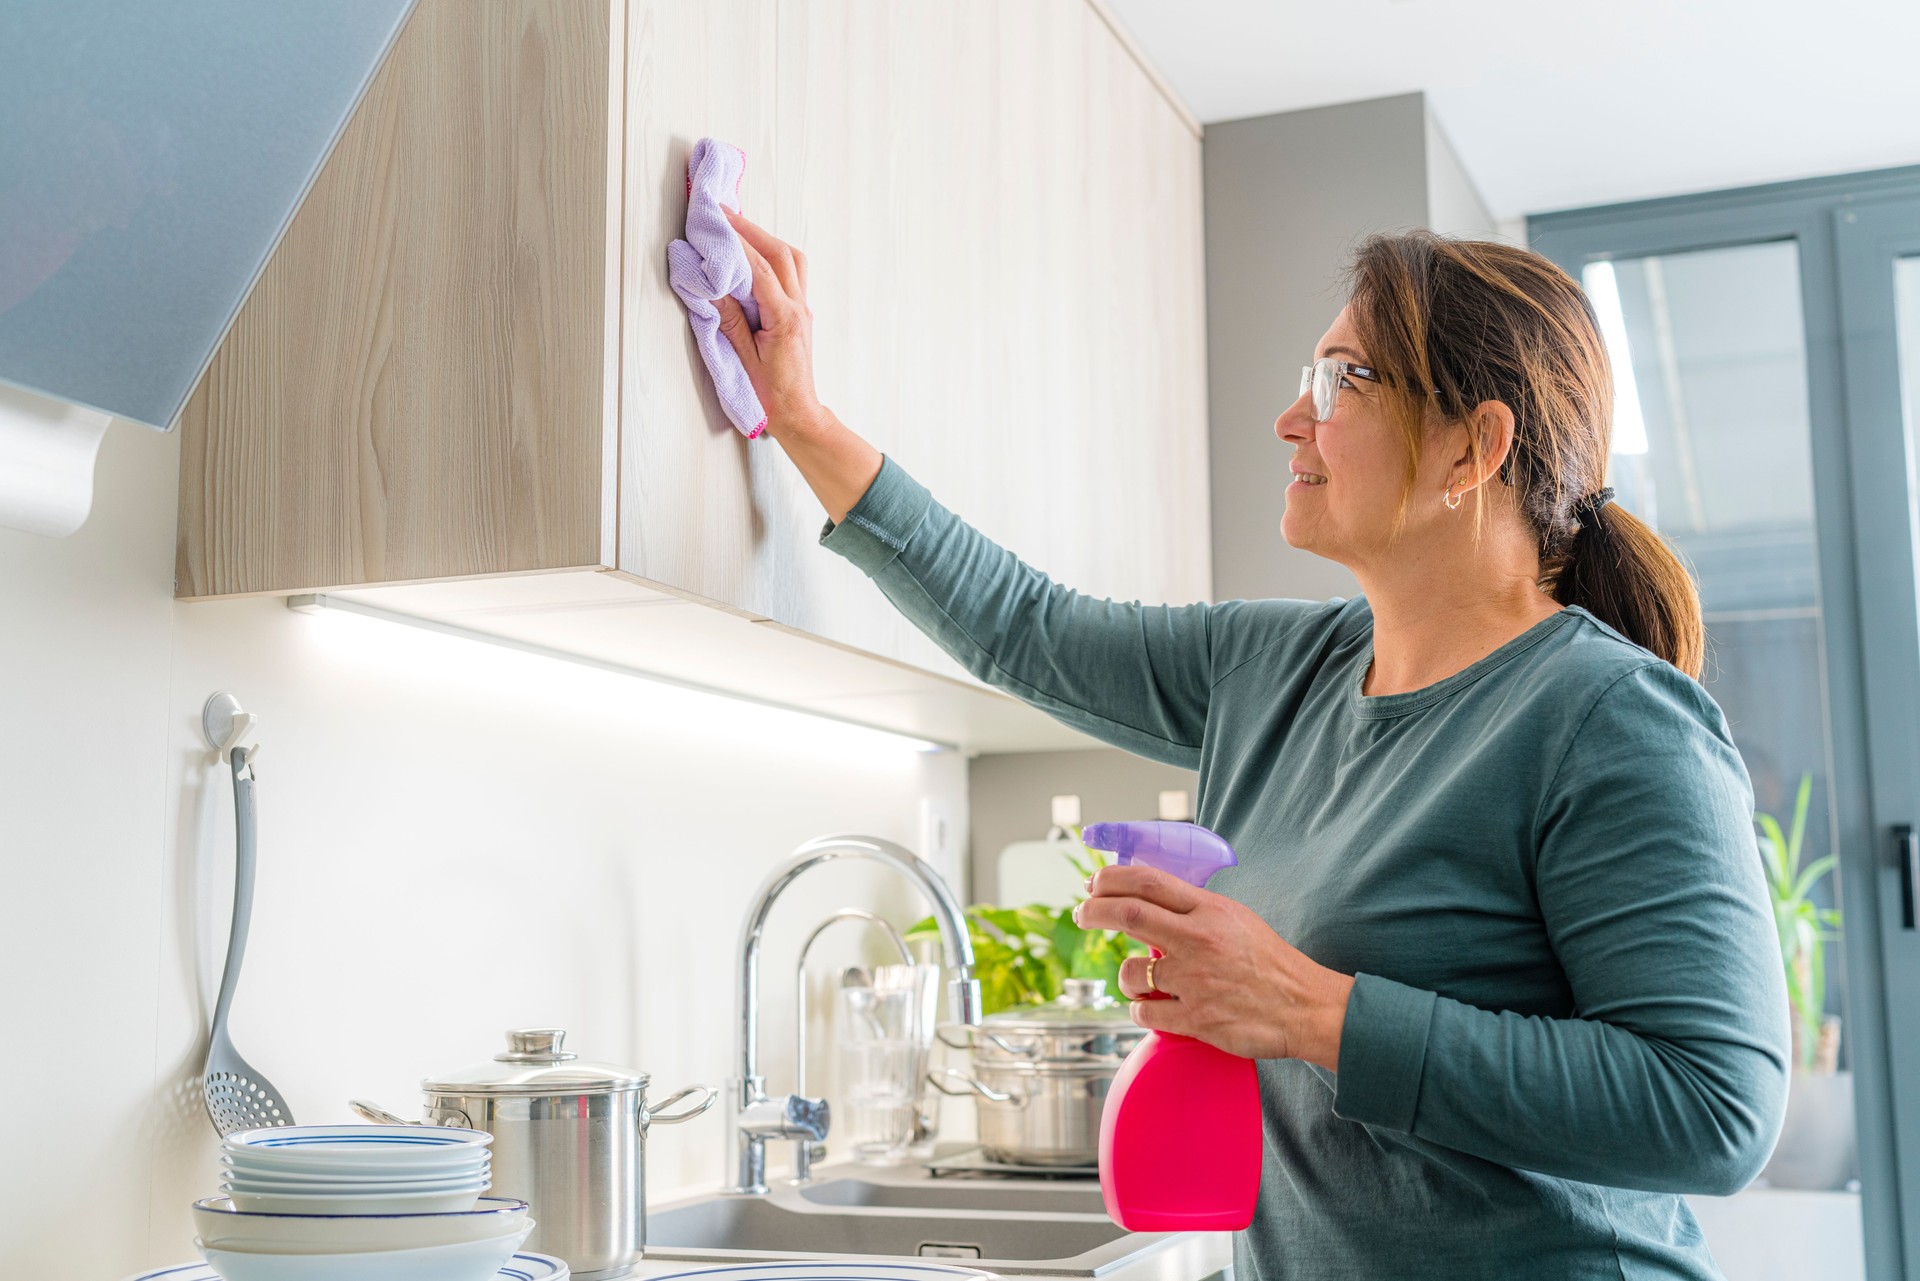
[1348,605,1585,720]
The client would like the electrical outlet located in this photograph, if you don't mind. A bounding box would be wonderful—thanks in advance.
[920,797,953,868]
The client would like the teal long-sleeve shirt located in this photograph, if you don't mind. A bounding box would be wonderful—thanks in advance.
[820,457,1790,1281]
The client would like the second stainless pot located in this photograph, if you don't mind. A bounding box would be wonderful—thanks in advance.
[931,978,1145,1167]
[422,1029,714,1281]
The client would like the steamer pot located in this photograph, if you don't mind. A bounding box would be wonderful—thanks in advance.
[930,979,1144,1167]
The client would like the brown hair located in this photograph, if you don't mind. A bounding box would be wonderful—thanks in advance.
[1343,230,1705,679]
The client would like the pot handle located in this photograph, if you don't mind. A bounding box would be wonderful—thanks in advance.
[349,1098,421,1126]
[925,1067,1016,1105]
[934,1026,1040,1058]
[645,1084,718,1127]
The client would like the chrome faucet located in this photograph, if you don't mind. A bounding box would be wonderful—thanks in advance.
[725,833,983,1195]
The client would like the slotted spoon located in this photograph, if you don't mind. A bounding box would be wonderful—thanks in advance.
[201,692,295,1136]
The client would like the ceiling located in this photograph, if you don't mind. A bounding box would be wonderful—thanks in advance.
[1102,0,1920,221]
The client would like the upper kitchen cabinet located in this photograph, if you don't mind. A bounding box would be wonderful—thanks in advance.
[177,0,1209,751]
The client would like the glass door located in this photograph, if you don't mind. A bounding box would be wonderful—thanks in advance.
[1581,240,1870,1278]
[1834,192,1920,1274]
[1534,170,1920,1280]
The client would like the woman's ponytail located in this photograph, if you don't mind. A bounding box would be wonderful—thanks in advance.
[1347,231,1707,680]
[1551,498,1705,680]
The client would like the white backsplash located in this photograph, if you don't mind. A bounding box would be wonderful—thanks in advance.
[0,423,973,1276]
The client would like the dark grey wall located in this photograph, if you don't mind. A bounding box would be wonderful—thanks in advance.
[968,749,1198,904]
[966,94,1499,906]
[1204,93,1430,605]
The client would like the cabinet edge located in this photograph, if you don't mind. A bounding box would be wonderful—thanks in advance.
[1081,0,1202,138]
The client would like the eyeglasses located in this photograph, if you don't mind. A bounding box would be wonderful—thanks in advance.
[1299,358,1385,423]
[1298,357,1437,423]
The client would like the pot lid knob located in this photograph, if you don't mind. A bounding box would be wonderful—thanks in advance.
[1060,978,1116,1008]
[498,1028,578,1063]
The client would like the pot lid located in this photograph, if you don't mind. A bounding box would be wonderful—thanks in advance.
[982,978,1136,1031]
[423,1029,651,1097]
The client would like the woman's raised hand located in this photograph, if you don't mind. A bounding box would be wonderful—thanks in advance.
[1075,864,1356,1070]
[716,208,828,438]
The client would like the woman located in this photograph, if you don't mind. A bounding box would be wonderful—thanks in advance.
[713,210,1789,1281]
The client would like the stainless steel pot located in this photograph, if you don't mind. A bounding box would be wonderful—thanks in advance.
[930,978,1144,1167]
[423,1029,715,1281]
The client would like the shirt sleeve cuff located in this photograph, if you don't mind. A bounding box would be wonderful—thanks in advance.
[1331,972,1438,1134]
[818,454,936,577]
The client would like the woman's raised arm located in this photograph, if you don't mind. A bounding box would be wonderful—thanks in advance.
[712,210,1233,765]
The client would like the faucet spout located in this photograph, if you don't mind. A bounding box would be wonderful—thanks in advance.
[726,833,980,1194]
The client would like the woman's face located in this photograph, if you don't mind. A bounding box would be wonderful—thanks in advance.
[1276,307,1457,569]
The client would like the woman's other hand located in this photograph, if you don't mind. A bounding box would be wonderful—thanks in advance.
[1074,864,1357,1070]
[716,209,829,439]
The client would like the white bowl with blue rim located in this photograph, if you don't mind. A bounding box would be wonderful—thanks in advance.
[193,1196,528,1254]
[196,1225,533,1281]
[222,1182,490,1216]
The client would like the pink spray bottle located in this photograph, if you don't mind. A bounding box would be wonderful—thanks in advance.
[1081,820,1261,1232]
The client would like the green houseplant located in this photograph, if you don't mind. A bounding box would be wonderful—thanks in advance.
[906,825,1148,1013]
[1756,774,1844,1072]
[1755,773,1857,1191]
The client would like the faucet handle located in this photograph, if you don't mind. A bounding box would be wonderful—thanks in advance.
[741,1093,830,1143]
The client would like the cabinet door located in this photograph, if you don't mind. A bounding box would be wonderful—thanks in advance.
[1067,2,1212,614]
[615,0,782,617]
[177,0,614,598]
[617,0,1210,683]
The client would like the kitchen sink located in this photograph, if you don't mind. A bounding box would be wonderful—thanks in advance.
[799,1178,1107,1215]
[643,1180,1210,1277]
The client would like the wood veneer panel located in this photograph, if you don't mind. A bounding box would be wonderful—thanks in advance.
[177,0,612,599]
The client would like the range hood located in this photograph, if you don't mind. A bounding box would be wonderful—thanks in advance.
[0,0,418,535]
[0,0,418,432]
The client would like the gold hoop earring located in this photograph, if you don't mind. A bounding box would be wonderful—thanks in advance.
[1443,485,1463,512]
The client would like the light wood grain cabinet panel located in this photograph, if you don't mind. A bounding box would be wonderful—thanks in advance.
[177,0,613,598]
[615,0,1214,680]
[615,0,779,619]
[176,0,1208,707]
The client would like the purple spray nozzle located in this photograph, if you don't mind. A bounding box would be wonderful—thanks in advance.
[1080,821,1237,889]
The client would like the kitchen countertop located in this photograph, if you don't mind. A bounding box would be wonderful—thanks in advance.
[630,1151,1234,1281]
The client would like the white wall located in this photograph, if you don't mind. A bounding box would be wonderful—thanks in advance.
[0,423,970,1277]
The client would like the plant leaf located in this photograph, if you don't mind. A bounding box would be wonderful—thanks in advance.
[1788,855,1838,906]
[971,906,1028,939]
[1787,773,1813,874]
[1756,815,1790,889]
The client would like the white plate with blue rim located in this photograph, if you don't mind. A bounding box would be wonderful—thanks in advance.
[223,1125,492,1172]
[637,1265,1000,1281]
[122,1251,567,1281]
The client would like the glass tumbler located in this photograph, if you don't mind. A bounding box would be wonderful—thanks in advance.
[835,963,938,1164]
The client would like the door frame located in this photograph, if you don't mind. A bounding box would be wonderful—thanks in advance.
[1531,163,1920,1281]
[1833,190,1920,1280]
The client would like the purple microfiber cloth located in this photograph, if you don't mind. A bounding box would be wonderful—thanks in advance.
[667,138,767,439]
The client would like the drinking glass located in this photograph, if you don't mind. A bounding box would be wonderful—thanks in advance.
[836,963,938,1163]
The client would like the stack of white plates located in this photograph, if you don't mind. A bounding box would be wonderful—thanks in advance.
[222,1124,493,1214]
[189,1125,527,1281]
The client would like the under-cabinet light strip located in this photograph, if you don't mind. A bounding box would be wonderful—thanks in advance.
[285,593,953,755]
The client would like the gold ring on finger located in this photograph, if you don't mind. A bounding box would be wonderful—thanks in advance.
[1145,955,1161,995]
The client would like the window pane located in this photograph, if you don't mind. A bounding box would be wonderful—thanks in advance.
[1585,243,1865,1272]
